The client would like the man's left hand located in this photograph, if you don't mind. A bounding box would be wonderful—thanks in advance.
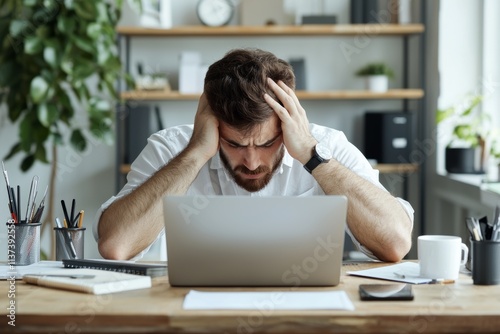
[264,78,317,164]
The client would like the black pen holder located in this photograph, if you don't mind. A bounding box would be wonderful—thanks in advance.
[54,227,86,261]
[471,240,500,285]
[6,221,41,266]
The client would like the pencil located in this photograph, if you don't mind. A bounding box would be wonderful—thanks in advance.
[78,210,84,228]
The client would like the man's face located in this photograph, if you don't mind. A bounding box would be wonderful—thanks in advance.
[219,116,284,192]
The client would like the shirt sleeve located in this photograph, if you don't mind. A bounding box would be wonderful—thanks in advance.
[319,127,415,260]
[92,129,183,260]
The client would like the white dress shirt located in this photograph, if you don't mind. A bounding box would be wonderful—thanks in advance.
[93,123,414,260]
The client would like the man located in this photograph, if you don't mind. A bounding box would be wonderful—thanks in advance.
[94,48,413,262]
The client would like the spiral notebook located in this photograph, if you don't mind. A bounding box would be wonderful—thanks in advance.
[62,259,167,278]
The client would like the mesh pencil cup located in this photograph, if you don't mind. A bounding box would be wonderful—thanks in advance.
[6,220,41,266]
[54,227,86,260]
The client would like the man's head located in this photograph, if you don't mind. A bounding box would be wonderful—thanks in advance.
[204,48,295,132]
[204,48,295,192]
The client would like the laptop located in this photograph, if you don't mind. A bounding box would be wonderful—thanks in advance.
[163,195,347,287]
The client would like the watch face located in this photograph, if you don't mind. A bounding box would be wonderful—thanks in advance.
[197,0,234,27]
[316,142,332,160]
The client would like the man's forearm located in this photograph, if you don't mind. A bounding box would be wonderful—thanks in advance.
[98,146,208,260]
[312,159,412,262]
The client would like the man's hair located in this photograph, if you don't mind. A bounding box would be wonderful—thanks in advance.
[204,48,295,132]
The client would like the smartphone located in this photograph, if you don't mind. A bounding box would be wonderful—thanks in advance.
[359,283,414,301]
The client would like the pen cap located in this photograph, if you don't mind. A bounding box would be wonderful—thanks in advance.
[6,221,41,266]
[54,227,86,261]
[471,240,500,285]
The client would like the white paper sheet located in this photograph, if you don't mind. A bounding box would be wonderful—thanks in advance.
[346,262,432,284]
[0,261,63,279]
[183,290,355,310]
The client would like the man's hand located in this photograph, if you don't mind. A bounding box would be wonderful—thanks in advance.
[264,78,317,164]
[188,93,219,161]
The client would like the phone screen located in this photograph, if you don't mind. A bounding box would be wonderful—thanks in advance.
[359,283,414,301]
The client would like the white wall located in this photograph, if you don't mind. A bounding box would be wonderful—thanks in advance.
[0,0,420,261]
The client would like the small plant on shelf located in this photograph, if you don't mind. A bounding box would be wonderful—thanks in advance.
[355,63,394,92]
[436,94,499,174]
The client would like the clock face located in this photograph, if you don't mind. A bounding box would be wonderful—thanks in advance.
[197,0,234,27]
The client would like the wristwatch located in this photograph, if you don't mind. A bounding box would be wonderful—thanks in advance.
[303,141,332,173]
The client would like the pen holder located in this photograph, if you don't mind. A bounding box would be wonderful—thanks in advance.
[54,227,86,261]
[6,220,41,266]
[471,240,500,285]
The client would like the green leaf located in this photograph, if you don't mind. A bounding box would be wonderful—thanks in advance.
[23,0,37,6]
[4,143,22,160]
[52,132,63,145]
[73,36,95,54]
[30,76,49,103]
[19,113,34,151]
[35,144,49,163]
[21,154,36,172]
[43,45,59,69]
[35,25,49,39]
[61,58,73,75]
[37,103,59,127]
[96,2,109,22]
[33,125,50,143]
[57,16,75,35]
[90,97,111,113]
[74,1,97,20]
[436,107,454,124]
[86,23,102,40]
[10,20,29,37]
[64,0,74,9]
[0,61,16,86]
[24,36,43,54]
[70,129,87,152]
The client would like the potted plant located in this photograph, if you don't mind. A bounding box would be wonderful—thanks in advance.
[436,95,496,174]
[355,62,394,92]
[0,0,132,259]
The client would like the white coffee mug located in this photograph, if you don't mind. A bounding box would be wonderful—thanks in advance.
[418,235,468,280]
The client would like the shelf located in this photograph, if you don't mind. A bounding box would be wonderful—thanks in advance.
[120,163,419,175]
[117,24,424,37]
[121,89,424,101]
[375,164,419,174]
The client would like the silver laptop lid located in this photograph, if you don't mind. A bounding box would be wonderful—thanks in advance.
[163,195,347,287]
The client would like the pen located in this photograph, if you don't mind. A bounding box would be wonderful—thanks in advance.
[25,175,38,224]
[61,200,71,227]
[72,212,81,228]
[430,279,455,285]
[10,187,18,223]
[17,185,21,223]
[55,218,77,259]
[70,198,76,227]
[2,162,14,219]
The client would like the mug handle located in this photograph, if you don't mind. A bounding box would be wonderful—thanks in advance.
[460,243,469,266]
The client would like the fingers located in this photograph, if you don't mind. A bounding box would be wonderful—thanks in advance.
[266,78,306,118]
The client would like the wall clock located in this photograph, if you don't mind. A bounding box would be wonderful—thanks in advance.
[196,0,234,27]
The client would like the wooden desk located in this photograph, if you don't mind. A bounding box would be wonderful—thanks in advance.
[2,262,500,333]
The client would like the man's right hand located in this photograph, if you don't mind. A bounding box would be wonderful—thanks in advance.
[188,93,219,161]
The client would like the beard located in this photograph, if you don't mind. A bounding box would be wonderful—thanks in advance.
[219,146,285,192]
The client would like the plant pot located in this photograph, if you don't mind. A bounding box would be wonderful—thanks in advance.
[445,147,484,174]
[364,75,389,92]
